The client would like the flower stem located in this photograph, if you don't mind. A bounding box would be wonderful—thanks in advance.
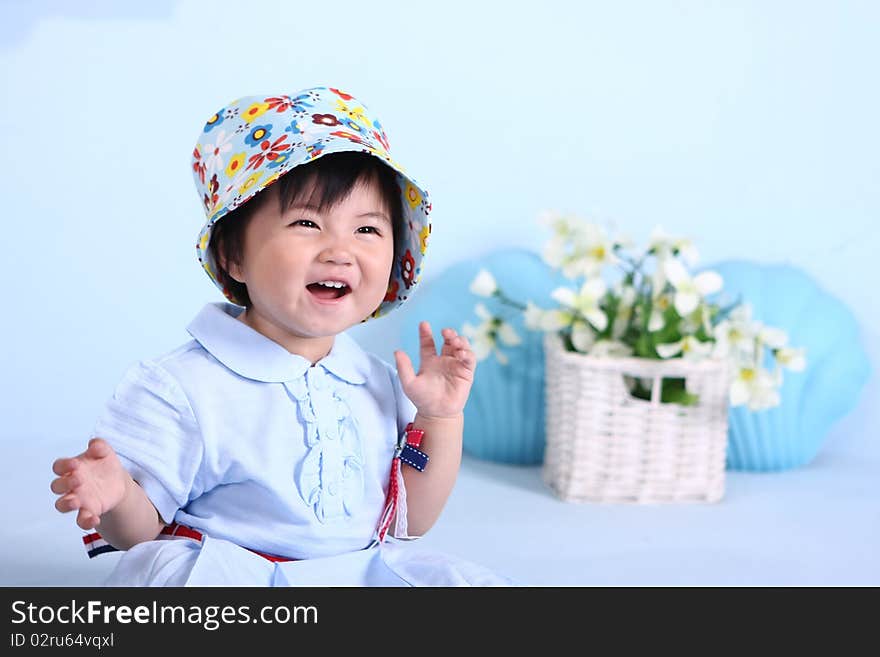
[494,290,527,311]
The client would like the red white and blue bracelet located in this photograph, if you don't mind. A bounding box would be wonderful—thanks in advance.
[376,422,429,542]
[397,422,429,471]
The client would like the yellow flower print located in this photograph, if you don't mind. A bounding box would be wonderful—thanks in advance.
[263,170,282,188]
[208,200,225,220]
[419,224,430,255]
[366,147,405,173]
[405,182,422,209]
[242,102,270,123]
[334,100,370,127]
[202,259,216,280]
[199,230,210,251]
[351,107,370,125]
[367,144,388,159]
[225,153,246,178]
[238,171,264,195]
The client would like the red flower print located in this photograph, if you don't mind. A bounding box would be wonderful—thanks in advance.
[265,95,293,113]
[312,113,340,127]
[329,88,355,101]
[203,173,220,211]
[306,142,326,159]
[246,134,291,170]
[192,147,206,185]
[401,249,416,289]
[384,280,400,303]
[372,130,389,151]
[203,193,219,212]
[329,130,367,146]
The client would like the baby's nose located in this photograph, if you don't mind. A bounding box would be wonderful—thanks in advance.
[318,244,354,265]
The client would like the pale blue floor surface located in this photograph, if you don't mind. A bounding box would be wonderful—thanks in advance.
[3,377,877,587]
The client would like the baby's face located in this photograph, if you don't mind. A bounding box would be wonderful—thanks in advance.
[228,176,394,342]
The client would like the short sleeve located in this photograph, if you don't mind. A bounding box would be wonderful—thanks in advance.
[388,363,417,435]
[92,360,204,524]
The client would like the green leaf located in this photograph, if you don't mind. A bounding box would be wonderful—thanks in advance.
[694,323,713,342]
[628,378,652,401]
[652,311,682,344]
[634,333,657,359]
[637,296,653,337]
[597,293,617,340]
[660,378,701,406]
[624,376,700,406]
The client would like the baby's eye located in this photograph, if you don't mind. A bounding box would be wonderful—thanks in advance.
[290,219,319,229]
[357,226,381,235]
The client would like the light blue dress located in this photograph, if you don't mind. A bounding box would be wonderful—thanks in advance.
[93,302,509,586]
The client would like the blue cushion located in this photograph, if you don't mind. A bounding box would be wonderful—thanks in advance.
[400,248,566,464]
[400,254,870,470]
[708,260,871,471]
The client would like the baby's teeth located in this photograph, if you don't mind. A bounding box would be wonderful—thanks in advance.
[318,281,344,288]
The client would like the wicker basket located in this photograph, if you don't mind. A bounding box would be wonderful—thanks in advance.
[542,333,730,503]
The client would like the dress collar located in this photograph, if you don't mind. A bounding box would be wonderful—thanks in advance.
[186,302,369,384]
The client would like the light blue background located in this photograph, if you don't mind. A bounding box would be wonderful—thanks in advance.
[2,0,875,445]
[1,1,877,586]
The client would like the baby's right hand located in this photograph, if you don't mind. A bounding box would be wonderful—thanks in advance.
[51,438,129,530]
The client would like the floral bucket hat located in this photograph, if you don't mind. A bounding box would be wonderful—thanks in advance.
[191,86,432,320]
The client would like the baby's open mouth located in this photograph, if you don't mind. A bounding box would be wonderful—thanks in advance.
[306,281,352,300]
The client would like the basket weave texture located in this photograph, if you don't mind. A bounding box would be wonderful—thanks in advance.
[542,333,730,503]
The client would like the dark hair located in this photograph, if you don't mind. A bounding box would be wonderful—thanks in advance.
[208,151,404,307]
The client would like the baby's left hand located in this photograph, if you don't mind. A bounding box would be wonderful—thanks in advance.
[394,322,476,419]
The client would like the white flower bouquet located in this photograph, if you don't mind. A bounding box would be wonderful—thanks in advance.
[464,212,806,411]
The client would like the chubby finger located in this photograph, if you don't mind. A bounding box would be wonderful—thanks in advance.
[77,509,100,530]
[52,457,79,476]
[454,332,476,362]
[445,334,464,347]
[87,437,112,458]
[439,336,456,357]
[449,357,476,379]
[445,336,474,360]
[441,329,460,351]
[394,349,417,389]
[55,493,81,514]
[417,321,437,358]
[441,333,468,357]
[50,473,79,495]
[456,348,477,370]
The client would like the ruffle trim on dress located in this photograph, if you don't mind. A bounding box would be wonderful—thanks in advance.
[284,366,364,523]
